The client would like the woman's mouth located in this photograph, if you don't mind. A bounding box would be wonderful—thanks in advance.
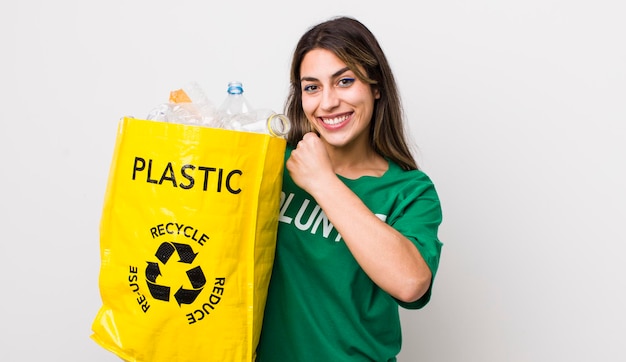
[319,113,351,126]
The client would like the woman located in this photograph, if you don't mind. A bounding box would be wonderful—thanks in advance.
[256,16,443,361]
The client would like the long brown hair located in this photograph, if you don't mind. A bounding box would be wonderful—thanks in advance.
[284,16,418,170]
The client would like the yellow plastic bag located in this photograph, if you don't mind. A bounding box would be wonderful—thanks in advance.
[91,117,286,362]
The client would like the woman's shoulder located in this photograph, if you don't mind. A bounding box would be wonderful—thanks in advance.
[381,160,440,200]
[386,159,435,184]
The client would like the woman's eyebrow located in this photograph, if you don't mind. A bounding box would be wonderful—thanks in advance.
[301,67,351,82]
[332,67,351,78]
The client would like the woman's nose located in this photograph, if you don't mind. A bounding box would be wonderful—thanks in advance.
[320,88,340,111]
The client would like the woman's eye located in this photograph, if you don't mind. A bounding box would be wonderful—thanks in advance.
[303,84,319,93]
[338,77,355,87]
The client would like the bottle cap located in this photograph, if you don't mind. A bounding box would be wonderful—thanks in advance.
[227,81,244,95]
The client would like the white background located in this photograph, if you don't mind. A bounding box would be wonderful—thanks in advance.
[1,1,625,361]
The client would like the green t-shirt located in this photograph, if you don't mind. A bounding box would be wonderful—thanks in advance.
[256,147,443,361]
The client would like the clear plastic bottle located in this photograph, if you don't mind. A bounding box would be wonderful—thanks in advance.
[218,81,254,117]
[218,81,290,138]
[178,81,220,128]
[237,109,291,138]
[146,81,220,128]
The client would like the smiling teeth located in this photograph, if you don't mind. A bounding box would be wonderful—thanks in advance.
[322,115,349,125]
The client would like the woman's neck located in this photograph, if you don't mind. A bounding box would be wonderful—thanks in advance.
[327,144,388,179]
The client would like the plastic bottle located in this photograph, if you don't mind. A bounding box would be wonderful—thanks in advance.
[146,82,220,128]
[236,109,291,138]
[218,81,254,117]
[177,82,220,128]
[218,81,290,138]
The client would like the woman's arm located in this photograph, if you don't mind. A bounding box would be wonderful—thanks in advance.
[287,133,432,303]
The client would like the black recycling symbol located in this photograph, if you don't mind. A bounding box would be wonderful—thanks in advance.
[145,242,206,306]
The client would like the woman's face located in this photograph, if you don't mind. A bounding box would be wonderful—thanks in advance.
[299,48,379,150]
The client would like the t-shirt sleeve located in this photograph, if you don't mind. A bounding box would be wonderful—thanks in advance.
[388,174,443,309]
